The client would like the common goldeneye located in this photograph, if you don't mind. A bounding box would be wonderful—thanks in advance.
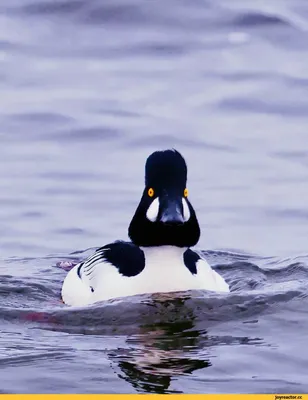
[61,149,229,306]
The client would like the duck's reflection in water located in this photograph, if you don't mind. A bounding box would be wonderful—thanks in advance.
[108,296,211,393]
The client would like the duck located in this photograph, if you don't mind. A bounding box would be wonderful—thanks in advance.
[61,149,229,306]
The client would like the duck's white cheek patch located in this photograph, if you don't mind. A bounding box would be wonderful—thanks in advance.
[146,198,160,222]
[182,198,190,222]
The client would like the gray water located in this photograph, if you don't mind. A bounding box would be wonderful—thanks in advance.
[1,0,308,394]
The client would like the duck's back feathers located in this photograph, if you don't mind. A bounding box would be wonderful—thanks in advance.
[83,241,145,281]
[183,248,199,274]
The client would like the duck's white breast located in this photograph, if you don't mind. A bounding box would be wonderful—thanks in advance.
[140,246,229,293]
[61,246,229,306]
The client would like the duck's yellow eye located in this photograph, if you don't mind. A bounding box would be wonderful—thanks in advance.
[148,188,154,197]
[184,188,189,197]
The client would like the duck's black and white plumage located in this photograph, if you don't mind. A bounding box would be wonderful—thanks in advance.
[62,149,229,306]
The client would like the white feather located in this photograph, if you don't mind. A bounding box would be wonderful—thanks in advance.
[182,198,190,221]
[146,198,160,222]
[61,264,93,307]
[61,246,229,307]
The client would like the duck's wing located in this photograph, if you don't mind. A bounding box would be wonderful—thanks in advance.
[184,249,230,293]
[61,241,145,306]
[81,241,145,285]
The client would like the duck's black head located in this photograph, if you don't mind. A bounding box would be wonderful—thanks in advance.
[128,149,200,247]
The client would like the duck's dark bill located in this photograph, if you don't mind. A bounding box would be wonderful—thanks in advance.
[158,196,184,226]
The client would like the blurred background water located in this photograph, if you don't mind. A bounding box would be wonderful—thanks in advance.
[1,0,308,394]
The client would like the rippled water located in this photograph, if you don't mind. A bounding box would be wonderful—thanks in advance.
[1,0,308,394]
